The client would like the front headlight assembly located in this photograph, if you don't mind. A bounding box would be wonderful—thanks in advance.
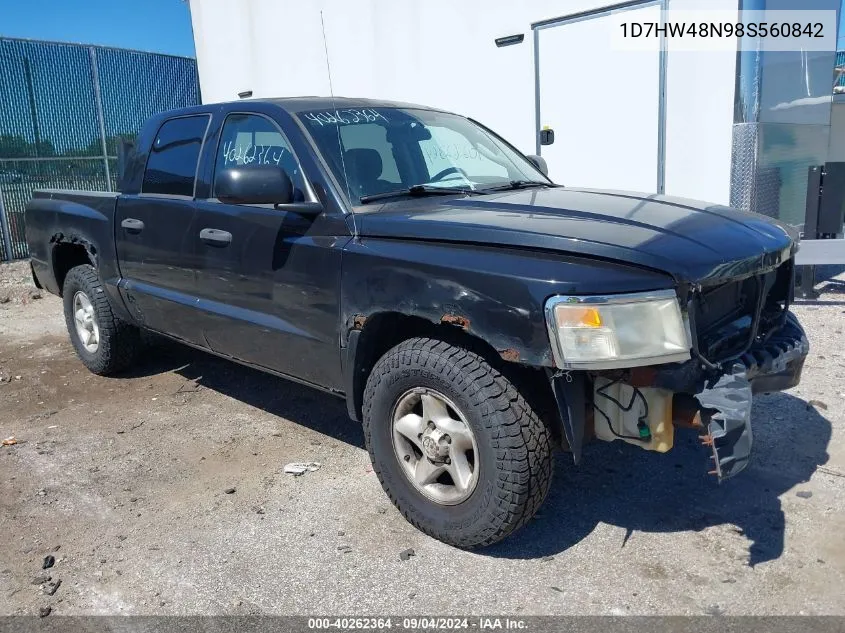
[544,290,691,370]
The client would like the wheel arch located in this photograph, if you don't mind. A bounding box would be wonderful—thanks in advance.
[343,311,559,443]
[51,236,97,296]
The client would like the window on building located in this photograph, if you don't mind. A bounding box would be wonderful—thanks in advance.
[142,115,209,196]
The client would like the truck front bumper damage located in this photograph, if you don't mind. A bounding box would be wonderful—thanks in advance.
[695,313,808,480]
[550,313,808,481]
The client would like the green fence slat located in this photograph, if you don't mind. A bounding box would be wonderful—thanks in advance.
[0,38,200,261]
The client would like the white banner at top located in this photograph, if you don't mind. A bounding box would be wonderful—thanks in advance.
[610,10,838,52]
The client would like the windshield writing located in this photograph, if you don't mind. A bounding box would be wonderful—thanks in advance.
[298,107,547,204]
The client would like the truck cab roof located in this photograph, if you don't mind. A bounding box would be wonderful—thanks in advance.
[157,96,445,119]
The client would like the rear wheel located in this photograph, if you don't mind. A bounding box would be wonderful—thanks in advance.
[363,337,553,548]
[62,264,142,375]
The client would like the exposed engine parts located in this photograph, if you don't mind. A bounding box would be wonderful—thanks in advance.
[548,310,808,482]
[592,376,674,453]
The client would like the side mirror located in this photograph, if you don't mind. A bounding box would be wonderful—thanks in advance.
[526,155,548,177]
[216,166,293,205]
[539,128,555,146]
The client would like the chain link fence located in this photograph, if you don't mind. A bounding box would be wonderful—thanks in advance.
[0,38,200,261]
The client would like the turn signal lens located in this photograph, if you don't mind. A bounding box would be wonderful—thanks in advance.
[558,307,603,328]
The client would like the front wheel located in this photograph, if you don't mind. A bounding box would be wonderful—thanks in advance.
[62,264,142,375]
[363,337,553,548]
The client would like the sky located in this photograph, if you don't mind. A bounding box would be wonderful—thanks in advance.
[0,0,195,57]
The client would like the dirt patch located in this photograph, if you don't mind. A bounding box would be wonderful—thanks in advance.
[0,259,43,306]
[1,259,844,616]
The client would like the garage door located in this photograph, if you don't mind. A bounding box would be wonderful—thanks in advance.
[535,2,664,193]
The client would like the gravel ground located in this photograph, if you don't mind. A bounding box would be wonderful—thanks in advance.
[0,259,844,616]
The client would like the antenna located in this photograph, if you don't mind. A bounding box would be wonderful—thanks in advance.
[320,10,356,230]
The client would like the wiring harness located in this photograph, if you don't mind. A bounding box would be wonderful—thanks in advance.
[592,374,652,443]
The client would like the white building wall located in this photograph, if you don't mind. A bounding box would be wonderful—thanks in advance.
[189,0,737,204]
[663,0,738,204]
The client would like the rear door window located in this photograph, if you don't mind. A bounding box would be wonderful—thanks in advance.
[142,115,210,196]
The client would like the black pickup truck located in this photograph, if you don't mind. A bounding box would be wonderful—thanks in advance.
[26,97,808,547]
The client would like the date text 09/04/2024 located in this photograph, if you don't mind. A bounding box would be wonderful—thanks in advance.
[307,617,528,630]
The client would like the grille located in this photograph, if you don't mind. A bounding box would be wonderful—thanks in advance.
[693,260,793,364]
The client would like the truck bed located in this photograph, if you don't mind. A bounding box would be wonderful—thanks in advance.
[26,189,121,297]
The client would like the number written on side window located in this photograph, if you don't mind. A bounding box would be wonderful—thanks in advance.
[420,126,508,182]
[142,115,209,196]
[213,113,307,202]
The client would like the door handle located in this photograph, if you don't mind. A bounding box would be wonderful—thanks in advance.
[199,228,232,247]
[121,218,144,233]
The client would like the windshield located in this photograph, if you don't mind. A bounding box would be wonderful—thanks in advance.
[297,107,549,204]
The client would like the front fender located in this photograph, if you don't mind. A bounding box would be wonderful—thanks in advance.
[341,237,676,367]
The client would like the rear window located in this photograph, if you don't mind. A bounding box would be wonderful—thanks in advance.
[142,115,209,196]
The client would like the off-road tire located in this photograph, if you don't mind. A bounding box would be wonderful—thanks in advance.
[62,264,142,375]
[363,337,553,548]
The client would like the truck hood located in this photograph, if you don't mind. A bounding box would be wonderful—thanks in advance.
[356,187,796,285]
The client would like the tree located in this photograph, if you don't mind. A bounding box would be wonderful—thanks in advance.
[0,134,55,159]
[77,133,138,157]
